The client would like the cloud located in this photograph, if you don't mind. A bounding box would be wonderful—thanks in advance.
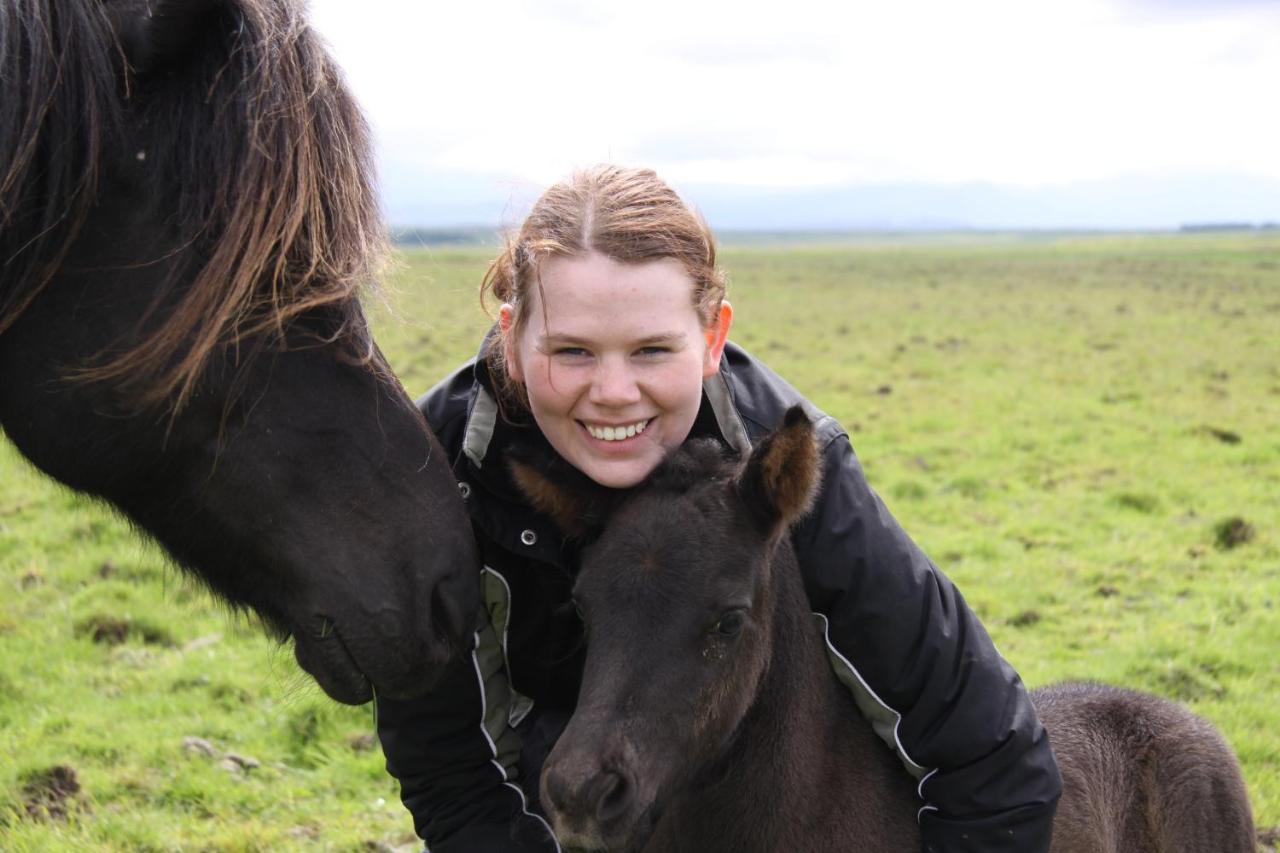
[308,0,1280,225]
[1113,0,1280,13]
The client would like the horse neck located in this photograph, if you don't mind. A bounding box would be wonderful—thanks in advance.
[751,539,843,758]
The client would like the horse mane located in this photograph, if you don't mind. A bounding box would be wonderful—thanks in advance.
[0,0,118,337]
[0,0,387,411]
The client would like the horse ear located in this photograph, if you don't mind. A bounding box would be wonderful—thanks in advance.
[735,405,821,537]
[106,0,222,75]
[507,454,615,540]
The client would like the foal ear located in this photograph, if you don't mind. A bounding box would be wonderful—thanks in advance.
[106,0,222,75]
[508,455,615,540]
[735,405,821,537]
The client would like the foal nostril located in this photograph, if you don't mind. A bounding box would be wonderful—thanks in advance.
[592,769,632,824]
[542,766,575,818]
[543,765,634,827]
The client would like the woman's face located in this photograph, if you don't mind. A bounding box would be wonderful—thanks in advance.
[504,251,731,489]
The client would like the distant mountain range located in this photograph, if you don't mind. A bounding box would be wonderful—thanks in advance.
[381,170,1280,233]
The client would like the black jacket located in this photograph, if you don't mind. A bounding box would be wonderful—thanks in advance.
[377,341,1061,853]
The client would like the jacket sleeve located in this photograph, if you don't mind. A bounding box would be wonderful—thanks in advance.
[376,610,560,853]
[790,429,1062,853]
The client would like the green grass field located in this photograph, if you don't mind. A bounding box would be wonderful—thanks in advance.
[2,233,1277,850]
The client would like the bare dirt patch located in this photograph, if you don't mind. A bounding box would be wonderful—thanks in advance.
[1198,425,1243,444]
[20,765,83,821]
[1008,610,1042,628]
[74,614,174,646]
[348,733,377,752]
[1214,517,1255,550]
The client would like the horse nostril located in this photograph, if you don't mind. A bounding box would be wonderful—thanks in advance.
[428,582,468,660]
[429,566,480,652]
[428,585,451,642]
[593,769,631,824]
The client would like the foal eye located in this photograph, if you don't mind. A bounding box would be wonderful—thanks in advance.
[711,610,746,638]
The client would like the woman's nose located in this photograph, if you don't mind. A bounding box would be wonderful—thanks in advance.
[589,357,642,407]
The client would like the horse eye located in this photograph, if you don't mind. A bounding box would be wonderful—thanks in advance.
[712,610,745,638]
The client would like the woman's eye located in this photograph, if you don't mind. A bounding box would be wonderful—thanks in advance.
[554,347,590,358]
[711,610,745,638]
[636,346,669,357]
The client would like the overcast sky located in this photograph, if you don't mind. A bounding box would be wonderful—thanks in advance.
[307,0,1280,229]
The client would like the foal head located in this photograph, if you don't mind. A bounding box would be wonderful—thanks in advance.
[513,406,820,851]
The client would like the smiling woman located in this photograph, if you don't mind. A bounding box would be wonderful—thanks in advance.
[500,252,732,488]
[374,165,1061,853]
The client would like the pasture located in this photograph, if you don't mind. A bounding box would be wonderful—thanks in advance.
[2,232,1277,850]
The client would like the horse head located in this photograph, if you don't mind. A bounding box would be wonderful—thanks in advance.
[512,406,820,851]
[0,0,478,704]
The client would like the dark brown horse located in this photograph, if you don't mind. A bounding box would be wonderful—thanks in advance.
[513,408,1256,852]
[0,0,477,704]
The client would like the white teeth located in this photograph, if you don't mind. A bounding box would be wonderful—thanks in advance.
[587,419,650,441]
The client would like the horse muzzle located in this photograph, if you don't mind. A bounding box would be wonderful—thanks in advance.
[290,594,475,705]
[541,737,661,853]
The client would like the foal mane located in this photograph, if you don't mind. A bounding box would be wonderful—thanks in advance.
[645,438,739,495]
[0,0,386,411]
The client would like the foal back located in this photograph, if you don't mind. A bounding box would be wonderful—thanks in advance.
[1034,682,1255,853]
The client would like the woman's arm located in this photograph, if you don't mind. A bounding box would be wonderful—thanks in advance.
[791,431,1062,853]
[376,613,559,852]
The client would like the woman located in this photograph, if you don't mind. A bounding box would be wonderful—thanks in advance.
[376,165,1061,852]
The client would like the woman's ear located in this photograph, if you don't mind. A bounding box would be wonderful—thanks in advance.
[702,301,734,378]
[499,303,523,383]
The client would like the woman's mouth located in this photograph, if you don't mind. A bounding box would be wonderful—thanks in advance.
[582,418,651,442]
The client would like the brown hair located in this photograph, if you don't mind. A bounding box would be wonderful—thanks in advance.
[480,164,727,410]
